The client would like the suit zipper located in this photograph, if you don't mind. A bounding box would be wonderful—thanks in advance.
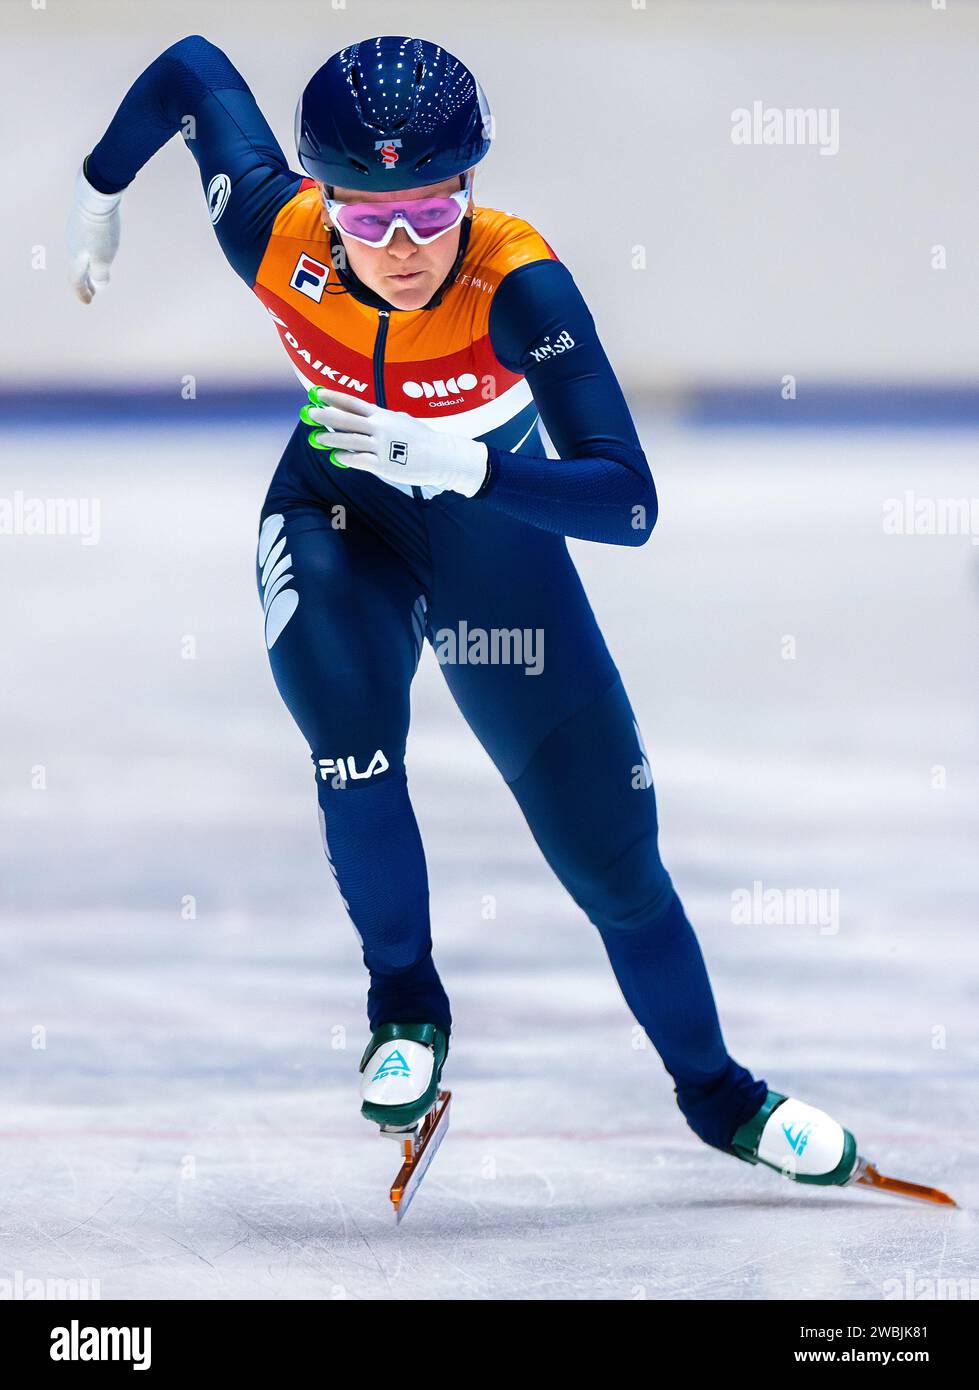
[373,307,422,501]
[373,309,389,405]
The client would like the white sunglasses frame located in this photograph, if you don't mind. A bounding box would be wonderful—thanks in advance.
[324,175,472,248]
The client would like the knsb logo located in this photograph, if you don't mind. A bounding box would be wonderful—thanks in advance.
[529,329,576,364]
[402,373,478,400]
[318,750,390,783]
[290,253,330,303]
[375,139,402,169]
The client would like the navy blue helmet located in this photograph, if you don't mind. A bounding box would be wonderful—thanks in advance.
[295,35,493,192]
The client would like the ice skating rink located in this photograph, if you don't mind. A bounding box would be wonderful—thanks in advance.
[1,418,976,1300]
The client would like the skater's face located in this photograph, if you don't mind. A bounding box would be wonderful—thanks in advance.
[318,175,471,311]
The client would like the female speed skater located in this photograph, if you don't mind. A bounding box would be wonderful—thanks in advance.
[67,33,953,1212]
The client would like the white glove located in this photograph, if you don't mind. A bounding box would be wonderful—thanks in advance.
[68,164,122,303]
[301,388,489,498]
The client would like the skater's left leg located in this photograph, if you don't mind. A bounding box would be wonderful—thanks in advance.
[425,504,765,1150]
[420,505,947,1197]
[502,676,767,1149]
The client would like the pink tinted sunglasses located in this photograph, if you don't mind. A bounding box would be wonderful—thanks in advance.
[325,175,471,247]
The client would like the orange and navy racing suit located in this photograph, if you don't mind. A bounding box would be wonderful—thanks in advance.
[84,36,765,1148]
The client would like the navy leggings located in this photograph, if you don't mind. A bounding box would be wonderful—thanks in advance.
[258,426,765,1149]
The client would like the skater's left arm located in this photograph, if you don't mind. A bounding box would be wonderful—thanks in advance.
[479,259,657,547]
[301,255,657,541]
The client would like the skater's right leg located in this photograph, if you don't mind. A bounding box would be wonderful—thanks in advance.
[256,496,450,1035]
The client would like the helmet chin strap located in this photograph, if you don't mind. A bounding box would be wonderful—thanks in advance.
[327,212,473,313]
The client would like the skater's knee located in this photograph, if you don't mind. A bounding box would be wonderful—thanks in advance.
[573,834,681,940]
[596,873,679,937]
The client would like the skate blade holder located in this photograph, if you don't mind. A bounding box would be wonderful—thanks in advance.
[382,1090,451,1224]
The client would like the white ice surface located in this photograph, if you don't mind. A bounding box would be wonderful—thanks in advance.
[0,421,976,1300]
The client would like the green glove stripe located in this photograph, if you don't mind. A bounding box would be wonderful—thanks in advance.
[302,392,347,465]
[305,432,347,467]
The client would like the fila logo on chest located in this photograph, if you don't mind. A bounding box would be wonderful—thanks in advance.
[290,253,330,303]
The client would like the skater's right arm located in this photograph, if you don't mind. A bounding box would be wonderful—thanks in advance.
[69,34,303,301]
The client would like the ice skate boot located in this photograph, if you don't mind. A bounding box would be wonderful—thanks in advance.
[730,1090,955,1207]
[359,1023,451,1222]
